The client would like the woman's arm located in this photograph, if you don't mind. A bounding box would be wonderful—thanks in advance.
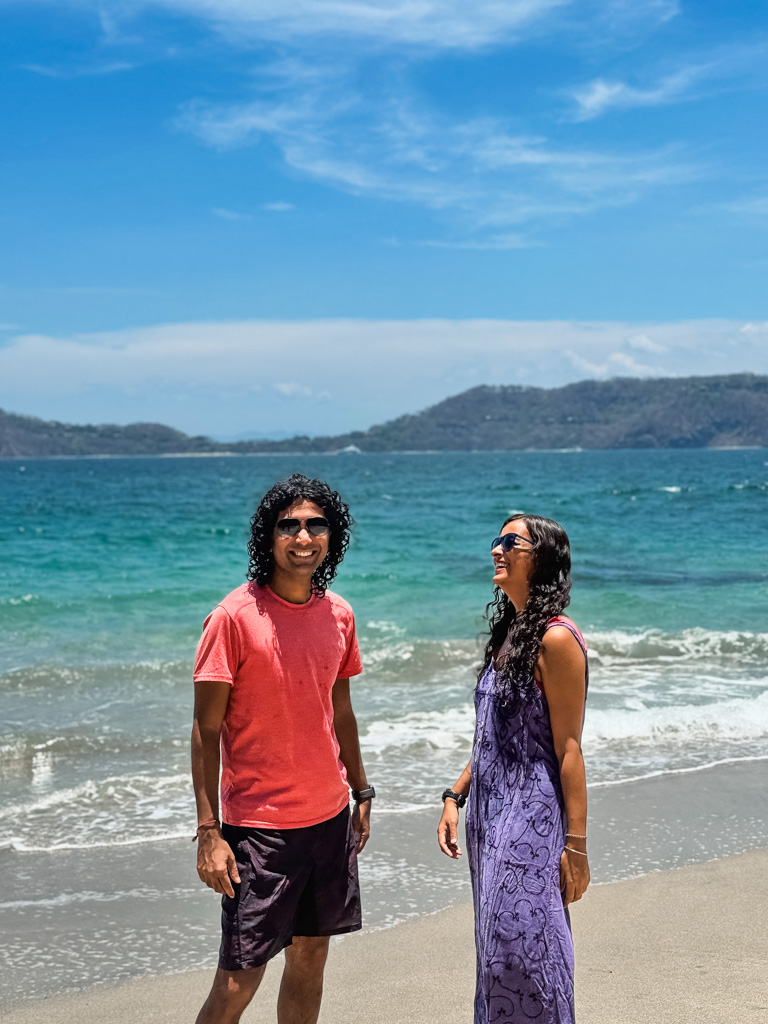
[437,761,471,859]
[537,626,590,906]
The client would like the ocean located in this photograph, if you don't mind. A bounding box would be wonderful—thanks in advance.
[1,449,767,1001]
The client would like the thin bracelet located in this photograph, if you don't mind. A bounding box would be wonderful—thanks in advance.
[564,846,588,856]
[566,833,587,839]
[192,818,221,842]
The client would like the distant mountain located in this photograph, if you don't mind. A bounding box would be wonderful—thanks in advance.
[2,374,767,458]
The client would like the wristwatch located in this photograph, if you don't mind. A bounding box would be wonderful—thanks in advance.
[442,788,466,809]
[351,786,376,802]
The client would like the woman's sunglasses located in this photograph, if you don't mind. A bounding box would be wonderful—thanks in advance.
[491,532,534,552]
[276,517,330,538]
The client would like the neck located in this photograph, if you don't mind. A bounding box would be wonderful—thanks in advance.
[503,580,530,616]
[268,569,313,605]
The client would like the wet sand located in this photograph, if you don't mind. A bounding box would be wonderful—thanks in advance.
[2,846,766,1024]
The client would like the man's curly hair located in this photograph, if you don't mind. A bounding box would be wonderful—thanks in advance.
[247,474,353,596]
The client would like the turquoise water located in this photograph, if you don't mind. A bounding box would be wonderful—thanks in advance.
[1,449,767,850]
[1,450,767,1000]
[2,449,765,663]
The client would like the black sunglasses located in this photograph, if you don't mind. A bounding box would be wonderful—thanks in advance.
[491,532,534,552]
[276,517,330,538]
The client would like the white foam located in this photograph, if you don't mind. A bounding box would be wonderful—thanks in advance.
[586,627,768,664]
[583,690,768,749]
[588,753,768,788]
[361,705,475,754]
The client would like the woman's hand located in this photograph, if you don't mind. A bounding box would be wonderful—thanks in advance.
[559,845,590,907]
[437,800,462,859]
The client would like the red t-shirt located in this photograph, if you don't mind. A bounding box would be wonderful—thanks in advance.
[193,582,363,829]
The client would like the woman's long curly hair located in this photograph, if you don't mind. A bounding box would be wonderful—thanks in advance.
[247,474,353,596]
[479,513,572,705]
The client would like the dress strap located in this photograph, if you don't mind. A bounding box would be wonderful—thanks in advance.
[544,616,589,693]
[545,616,587,653]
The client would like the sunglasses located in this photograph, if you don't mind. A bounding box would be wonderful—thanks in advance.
[275,517,330,538]
[491,532,534,552]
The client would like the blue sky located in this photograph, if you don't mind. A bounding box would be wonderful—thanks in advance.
[1,0,767,437]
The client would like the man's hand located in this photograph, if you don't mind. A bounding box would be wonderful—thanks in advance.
[437,801,462,859]
[196,829,241,898]
[351,800,371,853]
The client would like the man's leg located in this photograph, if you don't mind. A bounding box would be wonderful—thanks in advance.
[195,965,266,1024]
[277,936,330,1024]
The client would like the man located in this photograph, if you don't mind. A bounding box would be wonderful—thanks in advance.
[191,474,373,1024]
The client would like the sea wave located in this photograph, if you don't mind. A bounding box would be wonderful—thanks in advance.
[583,689,768,748]
[586,627,768,664]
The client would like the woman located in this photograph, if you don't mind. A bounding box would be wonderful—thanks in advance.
[438,513,589,1024]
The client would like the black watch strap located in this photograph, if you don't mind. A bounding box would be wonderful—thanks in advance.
[442,788,466,809]
[351,786,376,802]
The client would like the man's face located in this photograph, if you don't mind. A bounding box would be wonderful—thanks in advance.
[271,500,330,583]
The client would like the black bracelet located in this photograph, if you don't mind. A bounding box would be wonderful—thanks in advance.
[351,786,376,802]
[442,788,466,809]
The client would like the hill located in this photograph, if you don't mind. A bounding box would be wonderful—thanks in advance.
[2,374,767,458]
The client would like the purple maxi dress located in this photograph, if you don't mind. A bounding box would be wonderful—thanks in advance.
[465,619,588,1024]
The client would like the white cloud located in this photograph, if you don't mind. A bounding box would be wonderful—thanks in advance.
[567,42,768,121]
[262,201,295,212]
[61,0,688,50]
[274,382,322,398]
[97,0,571,50]
[627,333,668,354]
[1,318,765,438]
[569,67,704,121]
[22,61,135,78]
[212,207,252,221]
[724,196,768,219]
[177,78,699,243]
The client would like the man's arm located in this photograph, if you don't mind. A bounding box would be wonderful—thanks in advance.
[332,677,371,853]
[191,680,241,897]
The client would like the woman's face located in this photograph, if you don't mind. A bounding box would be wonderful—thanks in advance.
[492,519,535,593]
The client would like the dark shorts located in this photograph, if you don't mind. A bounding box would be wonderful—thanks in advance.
[218,806,362,971]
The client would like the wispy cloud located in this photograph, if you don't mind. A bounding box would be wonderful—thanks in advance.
[22,61,135,78]
[262,201,295,212]
[99,0,571,50]
[723,195,768,220]
[177,65,699,244]
[212,207,251,221]
[569,67,706,121]
[567,41,768,121]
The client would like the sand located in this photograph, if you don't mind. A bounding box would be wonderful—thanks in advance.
[2,847,766,1024]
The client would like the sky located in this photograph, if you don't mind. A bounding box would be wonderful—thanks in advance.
[1,0,767,438]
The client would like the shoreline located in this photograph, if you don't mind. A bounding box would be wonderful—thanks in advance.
[1,758,767,1006]
[2,846,766,1024]
[3,445,767,461]
[1,761,768,1007]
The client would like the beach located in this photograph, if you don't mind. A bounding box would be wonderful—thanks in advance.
[2,451,767,1011]
[2,845,766,1024]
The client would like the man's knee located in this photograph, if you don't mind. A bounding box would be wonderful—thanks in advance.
[210,965,265,1007]
[285,936,330,975]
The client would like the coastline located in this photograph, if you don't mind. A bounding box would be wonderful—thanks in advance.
[2,846,766,1024]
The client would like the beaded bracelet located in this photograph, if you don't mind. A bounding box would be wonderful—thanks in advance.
[566,832,587,839]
